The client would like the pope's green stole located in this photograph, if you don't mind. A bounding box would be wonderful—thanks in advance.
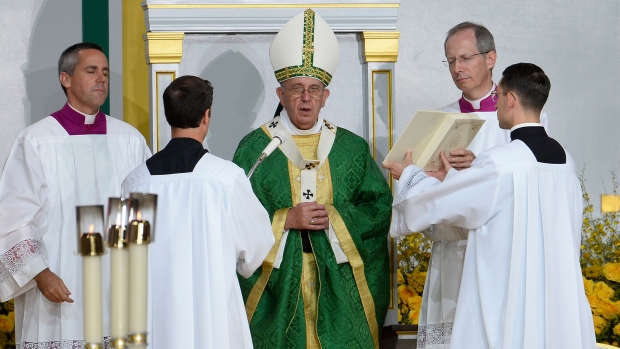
[233,125,392,349]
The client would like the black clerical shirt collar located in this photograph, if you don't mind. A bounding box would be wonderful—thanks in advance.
[510,125,547,141]
[146,138,209,175]
[509,126,566,164]
[510,122,542,132]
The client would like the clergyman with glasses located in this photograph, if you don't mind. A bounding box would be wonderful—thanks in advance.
[233,9,392,349]
[408,22,550,349]
[385,62,595,349]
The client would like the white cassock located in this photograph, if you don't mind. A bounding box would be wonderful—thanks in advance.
[415,99,549,348]
[0,116,150,347]
[121,153,275,349]
[391,140,595,349]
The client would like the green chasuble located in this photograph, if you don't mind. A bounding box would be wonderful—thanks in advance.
[233,121,392,349]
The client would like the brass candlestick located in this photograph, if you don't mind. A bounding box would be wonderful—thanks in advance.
[76,205,105,349]
[126,193,157,348]
[107,197,134,348]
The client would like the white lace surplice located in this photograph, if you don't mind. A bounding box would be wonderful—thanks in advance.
[0,116,150,348]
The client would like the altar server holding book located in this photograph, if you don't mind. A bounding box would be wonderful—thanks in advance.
[403,21,550,349]
[384,63,595,349]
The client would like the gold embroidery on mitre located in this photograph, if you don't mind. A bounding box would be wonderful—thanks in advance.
[275,66,332,86]
[274,9,333,86]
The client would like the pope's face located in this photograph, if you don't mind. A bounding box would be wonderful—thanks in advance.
[61,49,109,115]
[276,77,330,130]
[445,29,496,100]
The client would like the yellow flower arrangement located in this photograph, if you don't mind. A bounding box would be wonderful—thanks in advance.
[594,315,607,335]
[0,299,15,348]
[580,171,620,344]
[584,276,595,295]
[614,323,620,337]
[396,231,432,325]
[408,307,421,324]
[398,284,415,302]
[604,263,620,283]
[0,315,13,333]
[594,281,616,300]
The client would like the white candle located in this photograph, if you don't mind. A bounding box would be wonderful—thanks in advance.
[110,247,129,340]
[128,243,148,336]
[83,253,103,344]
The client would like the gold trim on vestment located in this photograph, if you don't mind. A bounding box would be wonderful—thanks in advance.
[326,206,380,349]
[287,134,329,206]
[248,127,376,347]
[296,134,378,347]
[302,252,321,348]
[260,126,271,138]
[245,208,289,322]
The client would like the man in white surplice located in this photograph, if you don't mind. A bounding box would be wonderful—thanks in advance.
[0,43,150,347]
[121,76,274,349]
[409,22,550,348]
[384,63,595,349]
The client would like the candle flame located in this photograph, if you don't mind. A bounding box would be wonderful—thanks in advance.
[136,211,142,221]
[88,224,95,234]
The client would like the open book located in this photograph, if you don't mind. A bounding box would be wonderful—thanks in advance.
[383,110,485,171]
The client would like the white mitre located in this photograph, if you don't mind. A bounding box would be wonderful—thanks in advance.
[270,9,340,86]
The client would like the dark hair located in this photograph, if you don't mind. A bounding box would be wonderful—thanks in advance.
[163,75,214,128]
[500,63,551,113]
[58,43,105,95]
[444,21,496,56]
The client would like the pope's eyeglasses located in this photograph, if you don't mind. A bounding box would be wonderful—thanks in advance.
[284,85,324,99]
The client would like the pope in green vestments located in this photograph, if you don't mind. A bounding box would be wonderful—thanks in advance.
[233,118,392,349]
[232,9,393,348]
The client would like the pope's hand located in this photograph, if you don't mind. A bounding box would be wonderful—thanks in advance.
[34,268,74,303]
[284,202,329,231]
[382,150,414,180]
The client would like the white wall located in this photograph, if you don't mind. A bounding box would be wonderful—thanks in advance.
[2,0,619,210]
[0,0,123,167]
[395,0,620,210]
[0,0,78,165]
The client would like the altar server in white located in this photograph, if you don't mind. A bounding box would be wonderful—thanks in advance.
[0,43,150,347]
[121,75,274,349]
[409,22,551,348]
[384,63,595,349]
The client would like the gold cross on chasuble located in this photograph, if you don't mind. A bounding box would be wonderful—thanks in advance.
[602,194,620,213]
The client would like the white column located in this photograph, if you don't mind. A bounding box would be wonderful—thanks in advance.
[143,32,184,152]
[362,30,400,326]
